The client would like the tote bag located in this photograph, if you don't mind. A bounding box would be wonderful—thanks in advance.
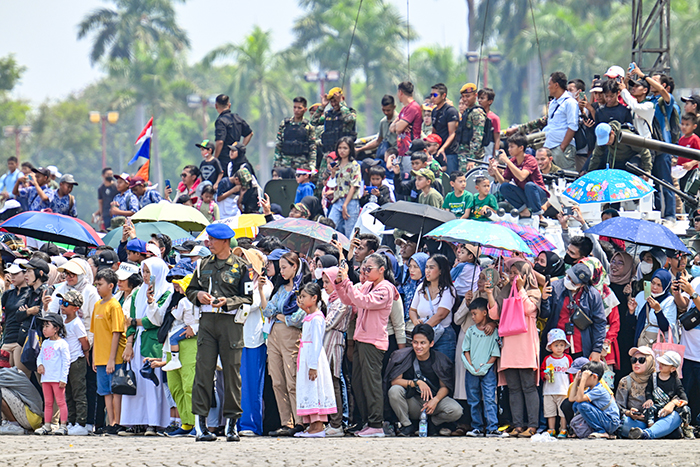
[652,330,685,377]
[498,282,528,337]
[111,362,137,396]
[20,316,41,372]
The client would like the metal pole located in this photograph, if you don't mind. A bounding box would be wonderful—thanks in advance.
[483,58,489,88]
[101,117,107,169]
[201,99,207,139]
[14,131,20,160]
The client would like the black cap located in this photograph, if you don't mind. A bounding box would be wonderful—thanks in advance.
[39,243,60,257]
[630,78,650,90]
[21,257,50,275]
[408,139,427,154]
[37,313,65,336]
[96,249,119,271]
[31,167,51,178]
[681,95,700,107]
[195,139,215,152]
[360,157,381,170]
[173,240,198,253]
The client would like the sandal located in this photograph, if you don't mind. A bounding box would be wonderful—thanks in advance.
[451,425,468,436]
[505,426,524,437]
[517,427,537,438]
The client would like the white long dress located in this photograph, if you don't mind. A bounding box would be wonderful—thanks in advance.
[120,258,173,428]
[296,311,336,417]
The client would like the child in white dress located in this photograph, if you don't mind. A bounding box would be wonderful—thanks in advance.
[295,283,337,438]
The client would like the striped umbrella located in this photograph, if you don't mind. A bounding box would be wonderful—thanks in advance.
[480,221,556,258]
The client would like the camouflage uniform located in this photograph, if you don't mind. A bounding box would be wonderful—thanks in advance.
[516,115,548,134]
[273,118,317,171]
[457,105,486,171]
[310,102,357,156]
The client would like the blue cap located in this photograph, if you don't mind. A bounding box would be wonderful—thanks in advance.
[595,123,612,146]
[268,248,289,261]
[167,258,196,279]
[206,223,236,240]
[126,238,147,254]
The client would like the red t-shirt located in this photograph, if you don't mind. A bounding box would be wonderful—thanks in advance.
[677,134,700,165]
[397,100,423,156]
[503,154,548,193]
[557,294,583,355]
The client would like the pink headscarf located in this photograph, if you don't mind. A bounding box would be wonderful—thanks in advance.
[323,266,340,302]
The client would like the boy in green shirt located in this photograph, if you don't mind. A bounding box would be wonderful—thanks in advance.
[414,168,443,208]
[470,176,498,221]
[442,171,473,219]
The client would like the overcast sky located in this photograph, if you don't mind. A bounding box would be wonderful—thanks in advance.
[0,0,468,103]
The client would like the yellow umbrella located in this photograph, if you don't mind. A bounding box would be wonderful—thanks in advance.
[132,201,210,232]
[196,214,267,240]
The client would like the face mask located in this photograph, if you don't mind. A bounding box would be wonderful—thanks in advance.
[105,176,115,182]
[651,291,664,298]
[314,268,323,280]
[639,262,653,275]
[691,265,700,278]
[533,263,546,275]
[564,253,575,266]
[564,277,578,291]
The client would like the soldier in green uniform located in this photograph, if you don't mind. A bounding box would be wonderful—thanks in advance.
[310,87,357,170]
[187,223,254,442]
[274,96,317,173]
[456,83,487,171]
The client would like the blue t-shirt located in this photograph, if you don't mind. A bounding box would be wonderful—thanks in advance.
[585,383,620,423]
[295,182,315,204]
[650,94,680,143]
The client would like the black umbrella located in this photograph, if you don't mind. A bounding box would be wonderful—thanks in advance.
[370,201,456,235]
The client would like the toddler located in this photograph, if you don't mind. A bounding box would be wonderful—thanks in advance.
[35,313,71,435]
[541,328,573,438]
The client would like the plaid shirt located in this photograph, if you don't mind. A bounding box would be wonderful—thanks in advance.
[113,190,139,214]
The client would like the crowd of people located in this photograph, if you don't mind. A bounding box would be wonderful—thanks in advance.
[1,64,700,444]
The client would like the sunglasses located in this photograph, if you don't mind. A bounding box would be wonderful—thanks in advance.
[61,300,76,308]
[694,217,700,223]
[180,173,188,178]
[631,356,647,364]
[430,93,439,98]
[64,271,77,278]
[361,266,376,274]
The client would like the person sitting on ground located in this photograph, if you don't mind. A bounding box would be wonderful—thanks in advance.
[0,367,43,435]
[385,324,462,437]
[568,360,620,439]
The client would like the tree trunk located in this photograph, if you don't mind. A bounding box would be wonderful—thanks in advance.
[527,58,543,120]
[257,115,270,188]
[364,69,374,137]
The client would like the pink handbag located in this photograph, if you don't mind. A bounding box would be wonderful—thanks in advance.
[498,282,528,337]
[652,330,685,377]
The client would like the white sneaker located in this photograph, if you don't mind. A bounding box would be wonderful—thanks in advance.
[325,425,345,437]
[68,425,89,436]
[85,424,94,433]
[0,421,24,435]
[162,356,182,372]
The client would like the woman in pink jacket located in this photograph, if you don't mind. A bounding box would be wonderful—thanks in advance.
[334,253,399,438]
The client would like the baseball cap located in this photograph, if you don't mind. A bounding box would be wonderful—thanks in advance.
[681,95,700,107]
[31,167,51,178]
[173,240,198,253]
[460,83,477,94]
[424,134,443,145]
[37,313,65,336]
[590,78,604,93]
[96,249,119,271]
[5,263,23,274]
[290,202,311,218]
[657,350,681,368]
[567,263,592,285]
[195,139,215,152]
[115,262,140,281]
[327,151,338,161]
[604,65,625,79]
[408,138,427,154]
[59,174,78,186]
[595,123,613,146]
[411,167,435,183]
[115,172,131,182]
[57,259,86,276]
[182,245,211,258]
[421,104,435,112]
[21,257,50,275]
[630,78,650,90]
[327,87,343,99]
[146,242,161,258]
[566,357,590,374]
[126,238,148,254]
[57,290,84,308]
[629,345,655,357]
[129,176,146,189]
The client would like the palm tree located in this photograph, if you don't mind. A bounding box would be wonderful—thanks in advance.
[204,26,294,183]
[77,0,190,65]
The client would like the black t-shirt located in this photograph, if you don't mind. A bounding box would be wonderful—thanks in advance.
[432,104,460,153]
[402,354,441,391]
[98,183,117,222]
[239,187,260,214]
[645,373,688,402]
[199,158,223,185]
[595,104,634,127]
[215,110,253,168]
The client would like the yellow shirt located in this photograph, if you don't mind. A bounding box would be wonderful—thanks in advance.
[90,297,126,366]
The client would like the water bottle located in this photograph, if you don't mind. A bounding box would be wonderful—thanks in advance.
[419,410,428,437]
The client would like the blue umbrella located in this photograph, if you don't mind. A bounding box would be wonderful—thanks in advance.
[564,168,654,204]
[0,212,104,247]
[424,219,533,254]
[584,217,689,253]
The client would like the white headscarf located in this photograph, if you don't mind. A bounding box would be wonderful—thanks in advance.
[133,257,173,323]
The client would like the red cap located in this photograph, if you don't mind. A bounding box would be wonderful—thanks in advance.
[424,134,443,145]
[129,176,146,189]
[327,151,338,160]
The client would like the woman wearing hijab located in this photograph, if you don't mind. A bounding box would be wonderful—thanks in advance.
[120,257,174,435]
[609,251,636,381]
[494,259,542,438]
[629,268,678,348]
[400,252,428,330]
[533,251,566,286]
[579,257,621,371]
[633,248,666,295]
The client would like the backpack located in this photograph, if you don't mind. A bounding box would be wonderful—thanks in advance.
[460,106,493,148]
[652,100,681,144]
[482,114,494,147]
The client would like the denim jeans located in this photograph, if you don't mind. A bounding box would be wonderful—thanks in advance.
[682,359,700,423]
[433,325,456,363]
[619,412,681,439]
[465,366,498,432]
[446,154,459,175]
[652,152,676,218]
[573,401,619,435]
[329,198,360,239]
[499,182,548,215]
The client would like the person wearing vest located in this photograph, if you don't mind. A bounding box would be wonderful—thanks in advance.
[274,96,317,173]
[456,83,487,172]
[311,87,357,169]
[186,223,254,442]
[213,94,254,171]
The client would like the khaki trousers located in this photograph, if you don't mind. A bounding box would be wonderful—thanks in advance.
[267,323,302,428]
